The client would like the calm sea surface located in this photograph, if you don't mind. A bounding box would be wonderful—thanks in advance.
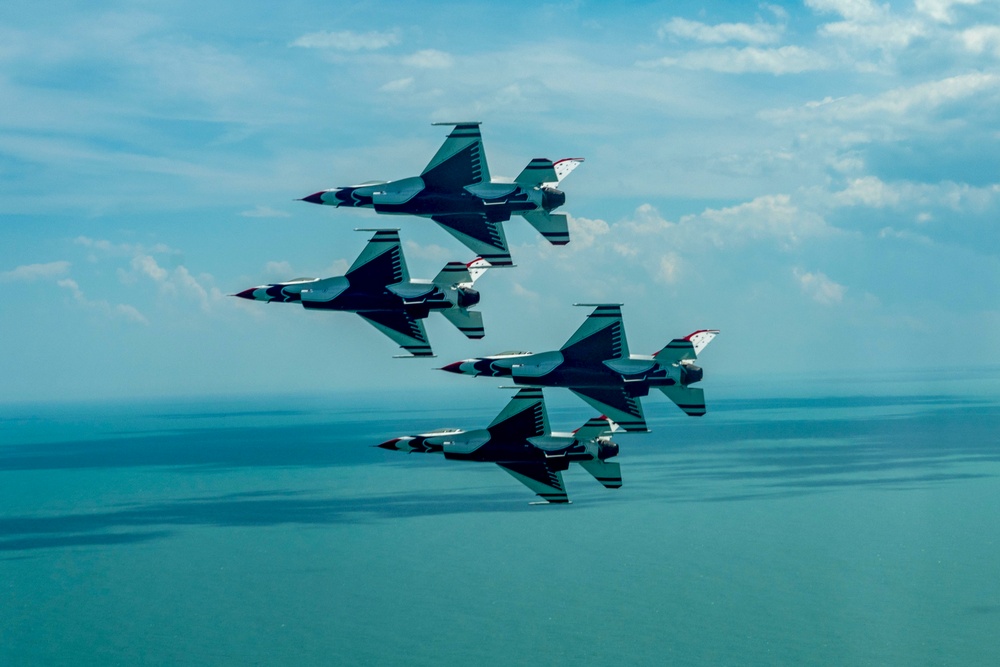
[2,371,999,666]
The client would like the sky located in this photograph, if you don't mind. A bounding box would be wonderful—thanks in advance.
[1,0,998,403]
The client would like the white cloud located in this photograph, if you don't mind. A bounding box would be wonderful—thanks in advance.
[57,278,149,325]
[657,18,782,44]
[680,194,833,248]
[818,16,925,50]
[0,261,70,282]
[402,49,453,69]
[567,214,610,249]
[240,205,291,218]
[380,77,414,92]
[916,0,982,24]
[131,254,169,282]
[657,252,684,285]
[961,25,1000,55]
[764,72,1000,123]
[793,268,846,304]
[291,30,399,51]
[806,0,885,22]
[832,176,902,207]
[127,254,223,313]
[640,46,829,74]
[74,236,175,258]
[828,176,1000,212]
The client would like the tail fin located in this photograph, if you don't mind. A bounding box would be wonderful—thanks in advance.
[573,416,617,441]
[515,158,585,187]
[659,385,706,417]
[578,460,622,489]
[521,211,570,246]
[432,257,491,287]
[654,330,719,364]
[440,308,484,339]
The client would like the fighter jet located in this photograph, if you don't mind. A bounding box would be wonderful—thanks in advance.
[440,304,718,433]
[233,229,489,357]
[377,388,621,504]
[300,122,583,268]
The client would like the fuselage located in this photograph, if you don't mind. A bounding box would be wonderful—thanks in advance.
[378,428,619,465]
[234,275,478,319]
[441,350,698,395]
[305,177,565,222]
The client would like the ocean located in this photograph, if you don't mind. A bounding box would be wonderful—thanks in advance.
[2,371,999,666]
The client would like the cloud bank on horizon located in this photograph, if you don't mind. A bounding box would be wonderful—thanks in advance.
[1,0,998,401]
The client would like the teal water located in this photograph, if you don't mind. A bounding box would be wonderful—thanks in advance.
[2,374,1000,666]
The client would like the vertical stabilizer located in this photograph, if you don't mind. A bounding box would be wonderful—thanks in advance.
[654,330,719,364]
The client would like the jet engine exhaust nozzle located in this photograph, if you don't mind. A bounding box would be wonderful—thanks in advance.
[681,364,703,385]
[457,287,480,308]
[598,440,620,460]
[541,187,566,210]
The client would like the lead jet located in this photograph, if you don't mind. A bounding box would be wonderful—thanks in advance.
[300,122,583,268]
[377,388,621,504]
[233,229,488,357]
[440,304,718,432]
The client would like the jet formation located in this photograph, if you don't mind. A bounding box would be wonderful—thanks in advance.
[237,122,719,503]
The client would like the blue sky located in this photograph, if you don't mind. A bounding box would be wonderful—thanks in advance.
[2,0,998,402]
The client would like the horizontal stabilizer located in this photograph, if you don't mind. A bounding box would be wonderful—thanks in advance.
[654,330,719,364]
[440,307,485,339]
[521,211,570,246]
[515,158,558,186]
[659,385,706,417]
[433,261,472,286]
[578,460,622,489]
[432,257,490,287]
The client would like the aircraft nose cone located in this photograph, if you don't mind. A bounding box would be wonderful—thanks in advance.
[232,288,257,300]
[376,438,401,450]
[438,361,466,374]
[300,191,326,205]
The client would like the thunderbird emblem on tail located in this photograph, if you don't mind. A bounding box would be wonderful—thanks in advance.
[440,304,719,432]
[233,229,489,357]
[300,122,583,267]
[377,388,621,504]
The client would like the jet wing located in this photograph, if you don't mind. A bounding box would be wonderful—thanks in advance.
[357,310,433,357]
[496,460,569,504]
[346,229,409,287]
[422,122,490,189]
[570,387,648,433]
[431,215,513,267]
[560,304,630,362]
